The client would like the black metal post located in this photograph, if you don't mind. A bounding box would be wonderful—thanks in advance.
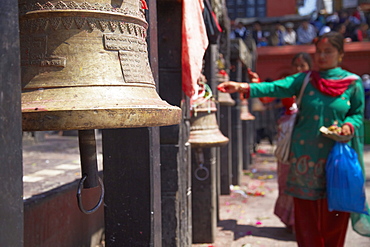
[242,121,250,170]
[191,148,217,243]
[230,60,243,185]
[242,67,255,170]
[157,0,192,246]
[204,44,221,221]
[218,11,232,195]
[219,104,232,194]
[0,0,24,245]
[103,127,161,247]
[103,1,162,245]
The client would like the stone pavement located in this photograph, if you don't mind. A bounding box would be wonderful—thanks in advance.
[22,131,103,199]
[22,133,370,246]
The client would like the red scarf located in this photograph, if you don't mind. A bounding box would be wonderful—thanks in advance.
[310,71,357,97]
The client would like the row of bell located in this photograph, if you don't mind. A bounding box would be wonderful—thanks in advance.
[19,0,252,149]
[18,0,183,214]
[18,0,254,213]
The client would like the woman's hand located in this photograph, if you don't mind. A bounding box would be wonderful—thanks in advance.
[217,81,247,93]
[247,68,260,83]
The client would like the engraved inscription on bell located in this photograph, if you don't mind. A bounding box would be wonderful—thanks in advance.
[40,56,66,67]
[104,34,154,84]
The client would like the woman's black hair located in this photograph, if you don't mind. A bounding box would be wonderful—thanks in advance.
[291,52,313,69]
[315,31,344,53]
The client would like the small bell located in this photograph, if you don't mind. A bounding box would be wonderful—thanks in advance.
[240,99,255,121]
[189,98,229,148]
[217,91,235,106]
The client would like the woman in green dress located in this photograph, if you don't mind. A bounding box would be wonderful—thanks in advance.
[218,31,370,246]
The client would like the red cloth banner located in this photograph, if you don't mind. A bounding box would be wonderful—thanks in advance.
[182,0,209,99]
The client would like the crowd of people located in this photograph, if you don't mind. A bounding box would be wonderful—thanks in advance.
[231,8,370,47]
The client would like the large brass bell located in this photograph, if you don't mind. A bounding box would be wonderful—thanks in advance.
[19,0,181,131]
[189,98,229,148]
[18,0,181,214]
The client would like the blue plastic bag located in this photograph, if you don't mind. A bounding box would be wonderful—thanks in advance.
[326,142,368,215]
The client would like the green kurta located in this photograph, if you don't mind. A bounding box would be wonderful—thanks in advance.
[250,67,363,199]
[250,68,370,236]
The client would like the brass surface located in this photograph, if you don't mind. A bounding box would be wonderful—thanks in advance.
[19,0,181,131]
[189,99,229,148]
[217,91,235,106]
[240,99,255,121]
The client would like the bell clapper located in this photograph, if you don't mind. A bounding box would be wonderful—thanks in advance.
[76,130,105,214]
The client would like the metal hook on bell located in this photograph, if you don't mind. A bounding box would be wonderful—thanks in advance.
[77,174,105,214]
[76,130,104,214]
[194,164,209,181]
[194,148,209,181]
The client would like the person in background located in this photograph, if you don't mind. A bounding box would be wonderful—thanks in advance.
[248,52,313,232]
[297,20,317,45]
[318,21,335,36]
[312,12,326,34]
[326,11,340,24]
[233,21,249,40]
[269,21,285,46]
[218,32,370,246]
[353,6,367,24]
[362,74,370,119]
[275,52,313,232]
[252,21,268,47]
[351,23,369,42]
[349,9,362,26]
[283,22,296,45]
[338,10,350,25]
[333,23,352,42]
[252,77,277,153]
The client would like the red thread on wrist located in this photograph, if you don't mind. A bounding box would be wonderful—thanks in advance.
[240,83,250,99]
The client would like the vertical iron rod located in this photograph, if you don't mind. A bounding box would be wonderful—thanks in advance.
[78,129,99,188]
[0,0,24,244]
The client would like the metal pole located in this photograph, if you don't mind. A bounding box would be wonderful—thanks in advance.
[157,0,192,245]
[0,0,24,245]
